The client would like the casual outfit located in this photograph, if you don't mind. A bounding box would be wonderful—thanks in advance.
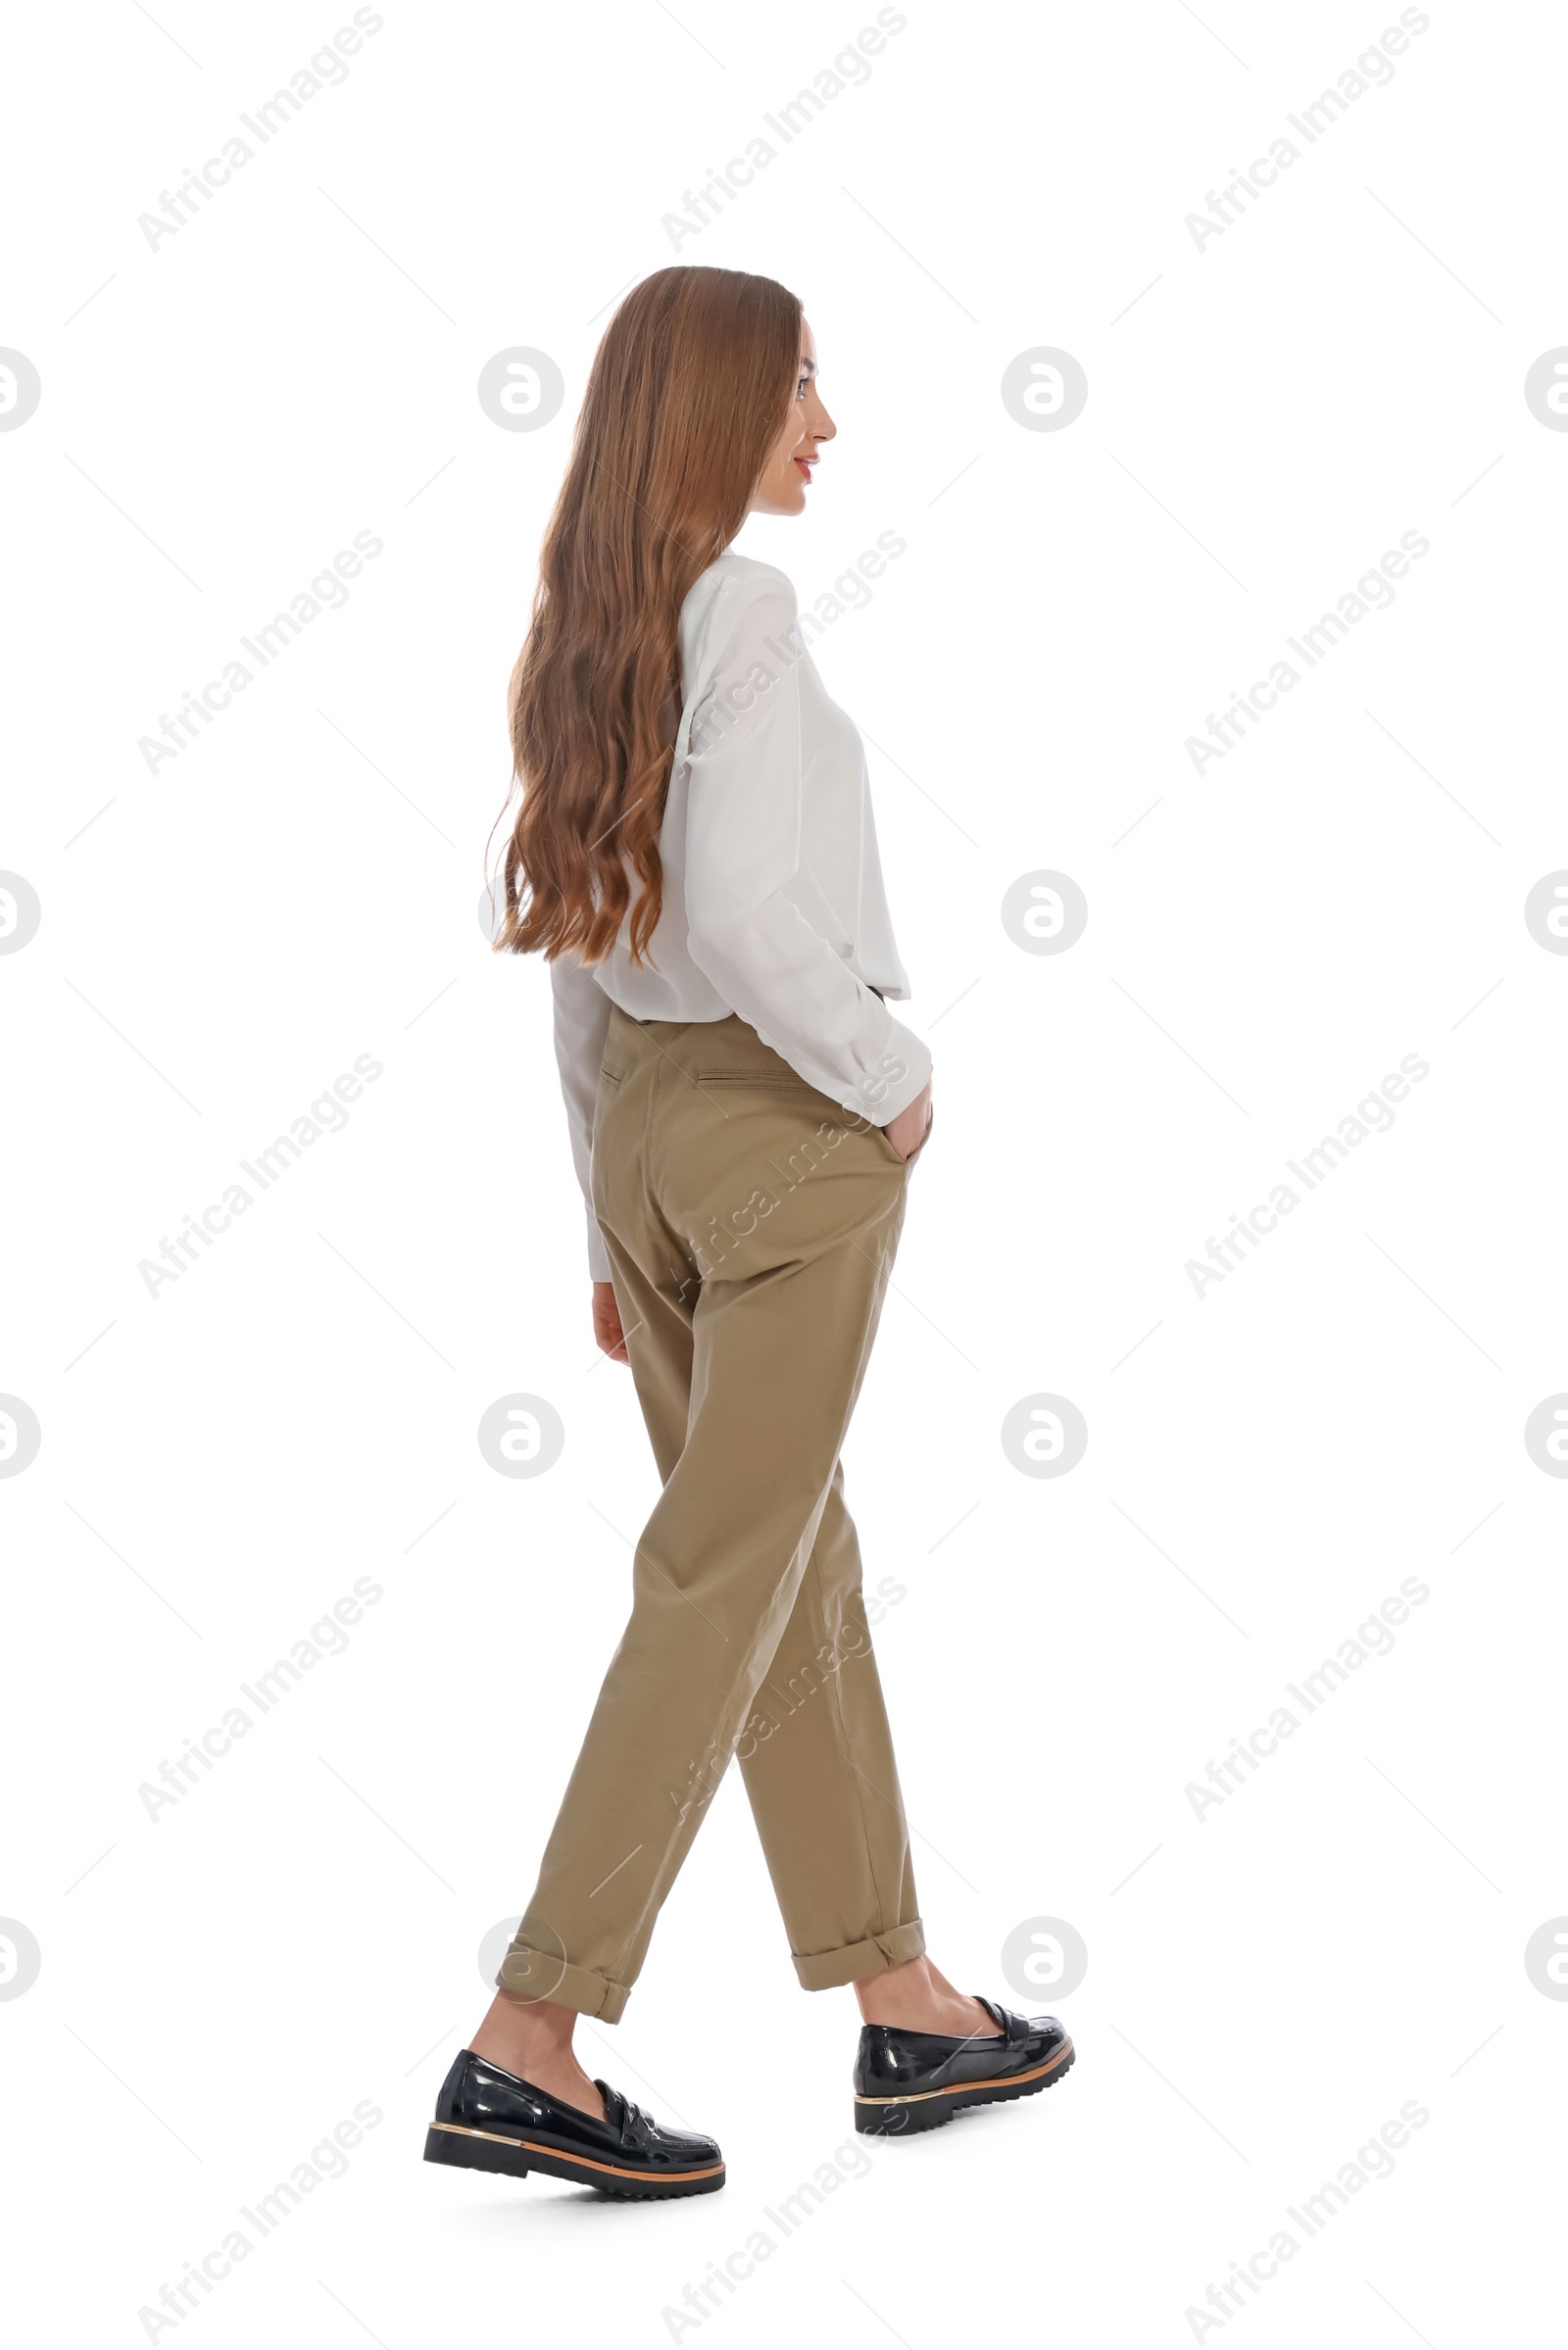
[427,547,1072,2198]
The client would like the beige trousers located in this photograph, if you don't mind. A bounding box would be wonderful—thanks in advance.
[498,1007,930,2022]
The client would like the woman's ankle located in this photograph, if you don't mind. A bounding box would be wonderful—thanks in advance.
[855,1957,993,2036]
[469,1991,578,2072]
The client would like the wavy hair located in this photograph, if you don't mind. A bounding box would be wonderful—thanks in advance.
[491,266,802,965]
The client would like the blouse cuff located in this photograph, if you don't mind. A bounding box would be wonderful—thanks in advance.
[835,1012,933,1129]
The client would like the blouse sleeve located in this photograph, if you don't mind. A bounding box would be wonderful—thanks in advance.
[550,954,614,1282]
[680,566,932,1126]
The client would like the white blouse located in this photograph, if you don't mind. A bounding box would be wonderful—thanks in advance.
[549,548,932,1280]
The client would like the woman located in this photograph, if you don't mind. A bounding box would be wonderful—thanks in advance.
[424,267,1073,2201]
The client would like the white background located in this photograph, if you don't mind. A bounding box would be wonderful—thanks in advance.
[4,1,1565,2341]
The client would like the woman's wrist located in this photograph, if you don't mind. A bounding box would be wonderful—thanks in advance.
[880,1078,933,1161]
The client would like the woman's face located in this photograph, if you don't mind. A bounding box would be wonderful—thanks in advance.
[750,318,836,514]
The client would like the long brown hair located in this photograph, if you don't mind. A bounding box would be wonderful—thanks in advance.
[491,266,802,965]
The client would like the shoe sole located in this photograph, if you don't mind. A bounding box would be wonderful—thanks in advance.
[854,2037,1075,2135]
[423,2120,725,2200]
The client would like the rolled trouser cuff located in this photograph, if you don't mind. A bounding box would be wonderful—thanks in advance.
[495,1945,630,2024]
[792,1919,927,1991]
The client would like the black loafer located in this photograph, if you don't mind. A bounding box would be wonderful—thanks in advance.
[424,2049,725,2199]
[854,1994,1074,2134]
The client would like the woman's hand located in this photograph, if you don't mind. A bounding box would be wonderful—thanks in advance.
[592,1280,629,1363]
[880,1078,933,1162]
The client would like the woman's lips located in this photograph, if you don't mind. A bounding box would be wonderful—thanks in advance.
[793,455,816,480]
